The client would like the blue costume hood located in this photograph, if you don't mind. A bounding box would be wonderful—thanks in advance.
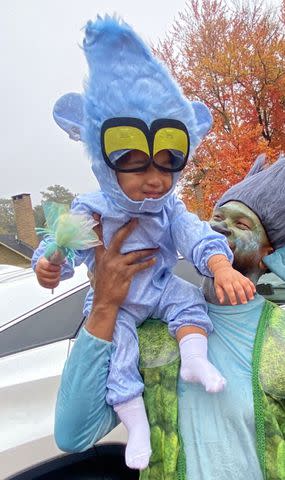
[53,15,213,214]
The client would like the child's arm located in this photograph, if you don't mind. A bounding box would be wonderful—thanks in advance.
[31,237,77,284]
[170,198,255,304]
[208,254,255,304]
[32,199,101,289]
[170,198,233,276]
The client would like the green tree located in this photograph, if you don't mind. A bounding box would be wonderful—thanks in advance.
[0,199,16,235]
[34,185,76,229]
[33,204,46,229]
[40,185,76,206]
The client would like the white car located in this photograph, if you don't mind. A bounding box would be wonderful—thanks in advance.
[1,262,284,479]
[0,265,130,480]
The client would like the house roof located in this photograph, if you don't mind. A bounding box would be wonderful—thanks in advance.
[0,235,34,260]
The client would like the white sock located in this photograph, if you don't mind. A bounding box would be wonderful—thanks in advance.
[179,333,226,393]
[114,396,151,470]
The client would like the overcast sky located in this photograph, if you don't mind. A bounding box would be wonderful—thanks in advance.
[0,0,189,206]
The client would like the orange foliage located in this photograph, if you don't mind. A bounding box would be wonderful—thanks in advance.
[154,0,285,218]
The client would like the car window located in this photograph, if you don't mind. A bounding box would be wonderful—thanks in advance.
[173,258,203,286]
[0,286,89,358]
[256,272,285,305]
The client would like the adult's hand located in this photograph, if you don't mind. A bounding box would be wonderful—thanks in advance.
[85,217,158,340]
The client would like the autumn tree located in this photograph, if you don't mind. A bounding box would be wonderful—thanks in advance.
[155,0,285,217]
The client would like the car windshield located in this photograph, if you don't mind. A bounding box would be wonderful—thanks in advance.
[256,272,285,306]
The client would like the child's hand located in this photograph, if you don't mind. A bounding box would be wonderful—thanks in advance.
[35,256,61,289]
[208,255,256,305]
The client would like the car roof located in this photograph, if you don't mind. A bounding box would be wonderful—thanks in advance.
[0,264,89,328]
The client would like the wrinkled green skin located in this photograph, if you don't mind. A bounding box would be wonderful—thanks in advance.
[258,303,285,479]
[138,320,185,480]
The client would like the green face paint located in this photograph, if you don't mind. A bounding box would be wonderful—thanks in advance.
[210,201,271,278]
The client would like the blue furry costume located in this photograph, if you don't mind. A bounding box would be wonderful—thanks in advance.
[32,16,233,406]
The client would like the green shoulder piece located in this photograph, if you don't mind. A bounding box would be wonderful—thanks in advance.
[253,301,285,480]
[138,319,186,480]
[259,302,285,399]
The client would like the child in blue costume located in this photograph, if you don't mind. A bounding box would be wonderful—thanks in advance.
[32,16,255,470]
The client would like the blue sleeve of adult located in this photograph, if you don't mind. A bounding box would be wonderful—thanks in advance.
[54,327,118,452]
[170,198,233,277]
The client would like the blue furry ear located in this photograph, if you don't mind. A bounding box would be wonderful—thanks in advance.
[53,93,85,141]
[263,246,285,281]
[191,101,213,142]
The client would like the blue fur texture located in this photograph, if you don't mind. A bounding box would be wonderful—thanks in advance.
[52,15,213,212]
[82,15,212,169]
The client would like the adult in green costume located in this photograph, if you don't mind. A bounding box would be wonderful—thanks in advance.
[54,154,285,479]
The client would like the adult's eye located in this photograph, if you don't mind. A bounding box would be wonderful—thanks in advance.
[213,215,223,221]
[236,221,250,230]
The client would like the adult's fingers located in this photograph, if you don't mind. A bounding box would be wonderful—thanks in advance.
[124,248,158,265]
[127,256,157,276]
[92,213,106,264]
[92,213,103,243]
[108,218,138,254]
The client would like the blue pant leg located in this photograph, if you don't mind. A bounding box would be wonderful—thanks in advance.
[154,274,213,337]
[106,308,146,406]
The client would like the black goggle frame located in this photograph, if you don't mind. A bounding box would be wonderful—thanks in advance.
[100,117,190,173]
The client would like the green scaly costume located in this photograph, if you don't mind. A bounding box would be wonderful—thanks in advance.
[138,301,285,480]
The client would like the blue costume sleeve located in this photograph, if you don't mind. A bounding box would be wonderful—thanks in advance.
[31,235,87,280]
[54,327,118,452]
[70,192,105,217]
[170,197,233,277]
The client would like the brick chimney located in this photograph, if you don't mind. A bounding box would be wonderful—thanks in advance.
[11,193,39,249]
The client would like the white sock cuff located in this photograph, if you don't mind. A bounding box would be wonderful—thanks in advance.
[179,333,207,346]
[114,395,144,414]
[179,333,208,357]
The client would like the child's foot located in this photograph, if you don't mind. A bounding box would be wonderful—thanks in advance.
[125,432,151,470]
[114,396,151,470]
[179,333,226,393]
[180,356,226,392]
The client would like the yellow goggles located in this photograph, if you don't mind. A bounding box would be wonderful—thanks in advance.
[101,118,190,173]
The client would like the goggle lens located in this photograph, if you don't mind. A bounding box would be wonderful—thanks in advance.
[101,118,190,173]
[104,126,149,160]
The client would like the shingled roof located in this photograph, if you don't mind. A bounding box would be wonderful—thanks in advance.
[0,235,34,260]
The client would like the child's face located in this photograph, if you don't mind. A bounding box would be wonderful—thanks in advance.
[116,149,173,201]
